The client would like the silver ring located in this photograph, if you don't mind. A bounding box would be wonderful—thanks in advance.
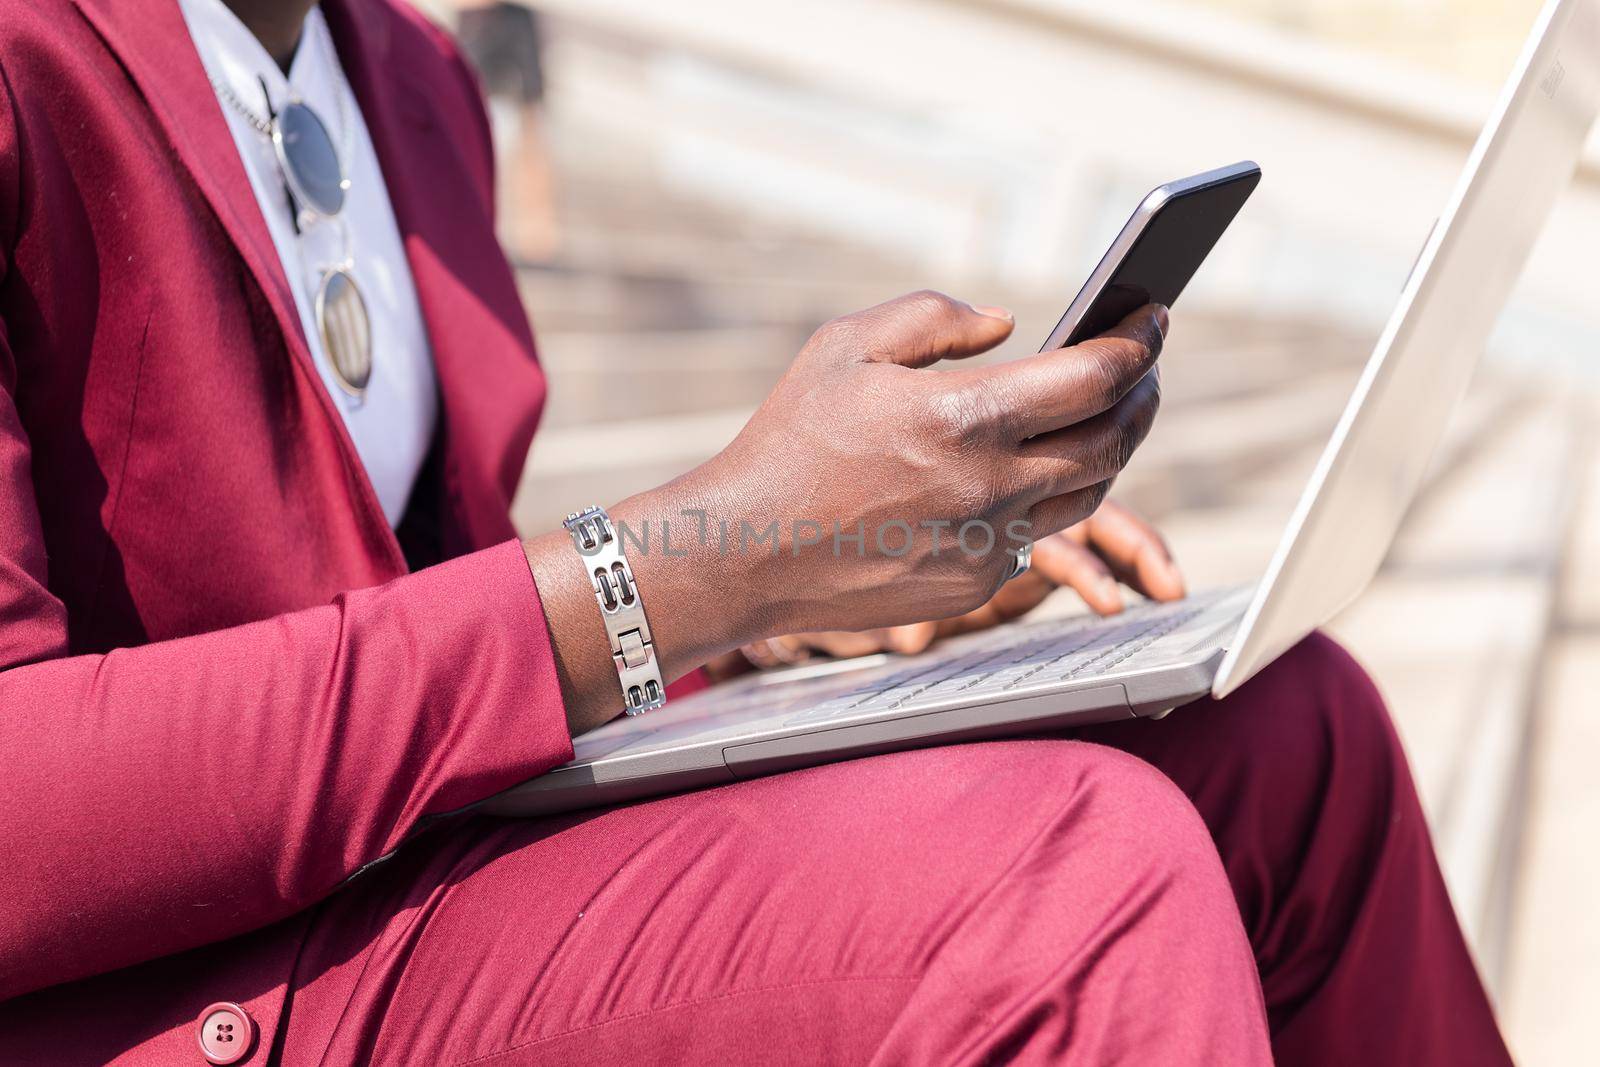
[1006,541,1033,581]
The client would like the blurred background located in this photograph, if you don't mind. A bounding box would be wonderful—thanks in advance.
[423,1,1595,1059]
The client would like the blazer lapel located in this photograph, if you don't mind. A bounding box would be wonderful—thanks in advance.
[325,0,548,555]
[71,0,306,361]
[70,0,410,575]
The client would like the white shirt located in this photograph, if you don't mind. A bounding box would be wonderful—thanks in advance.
[179,0,439,527]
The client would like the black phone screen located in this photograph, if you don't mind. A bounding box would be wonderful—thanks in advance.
[1054,168,1261,348]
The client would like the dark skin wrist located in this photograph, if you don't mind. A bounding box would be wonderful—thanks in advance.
[523,472,770,737]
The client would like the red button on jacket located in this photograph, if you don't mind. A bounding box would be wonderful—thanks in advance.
[196,1003,255,1065]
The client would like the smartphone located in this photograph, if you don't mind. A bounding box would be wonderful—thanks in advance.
[1040,161,1262,351]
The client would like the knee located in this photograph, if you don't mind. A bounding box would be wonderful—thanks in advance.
[932,745,1263,1056]
[1212,632,1409,811]
[879,741,1224,880]
[1008,741,1232,889]
[1203,633,1414,851]
[1267,630,1386,716]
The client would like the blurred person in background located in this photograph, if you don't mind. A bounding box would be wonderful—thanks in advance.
[445,0,561,261]
[0,0,1509,1064]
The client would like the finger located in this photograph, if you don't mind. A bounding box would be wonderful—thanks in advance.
[935,607,1003,639]
[1012,368,1161,501]
[984,571,1057,623]
[797,631,892,659]
[967,303,1167,439]
[884,622,939,655]
[1083,501,1186,601]
[934,571,1056,637]
[759,635,815,665]
[1027,481,1115,540]
[828,290,1015,369]
[935,601,1009,639]
[1032,534,1125,615]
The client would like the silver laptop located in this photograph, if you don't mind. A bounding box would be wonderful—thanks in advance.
[484,0,1600,817]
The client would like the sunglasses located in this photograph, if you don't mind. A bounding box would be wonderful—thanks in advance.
[256,75,372,399]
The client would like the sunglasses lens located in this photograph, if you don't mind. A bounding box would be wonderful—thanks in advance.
[278,101,345,216]
[318,267,371,397]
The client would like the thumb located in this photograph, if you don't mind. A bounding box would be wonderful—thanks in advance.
[842,290,1014,369]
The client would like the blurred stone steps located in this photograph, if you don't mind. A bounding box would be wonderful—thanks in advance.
[530,324,813,429]
[520,166,931,334]
[1503,410,1600,1061]
[524,312,1367,429]
[519,263,893,334]
[1149,380,1527,582]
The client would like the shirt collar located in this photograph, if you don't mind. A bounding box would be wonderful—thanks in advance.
[178,0,334,122]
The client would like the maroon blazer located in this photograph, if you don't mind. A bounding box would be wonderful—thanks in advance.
[0,0,577,1060]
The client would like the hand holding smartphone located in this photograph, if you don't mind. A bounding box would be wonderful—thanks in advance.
[1042,162,1261,352]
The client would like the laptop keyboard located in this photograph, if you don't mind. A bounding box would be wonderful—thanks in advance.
[781,592,1228,728]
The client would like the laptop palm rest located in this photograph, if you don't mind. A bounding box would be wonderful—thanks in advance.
[722,684,1133,779]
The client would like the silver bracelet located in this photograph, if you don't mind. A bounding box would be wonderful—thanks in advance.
[562,506,666,715]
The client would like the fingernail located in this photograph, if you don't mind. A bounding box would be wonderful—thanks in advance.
[1097,575,1123,606]
[972,304,1014,322]
[1152,304,1170,338]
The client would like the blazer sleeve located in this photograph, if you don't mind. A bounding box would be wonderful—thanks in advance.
[0,79,575,1001]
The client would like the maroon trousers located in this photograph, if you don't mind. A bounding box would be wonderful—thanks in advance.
[267,635,1508,1065]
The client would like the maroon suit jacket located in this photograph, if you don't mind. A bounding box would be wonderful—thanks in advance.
[0,0,579,1060]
